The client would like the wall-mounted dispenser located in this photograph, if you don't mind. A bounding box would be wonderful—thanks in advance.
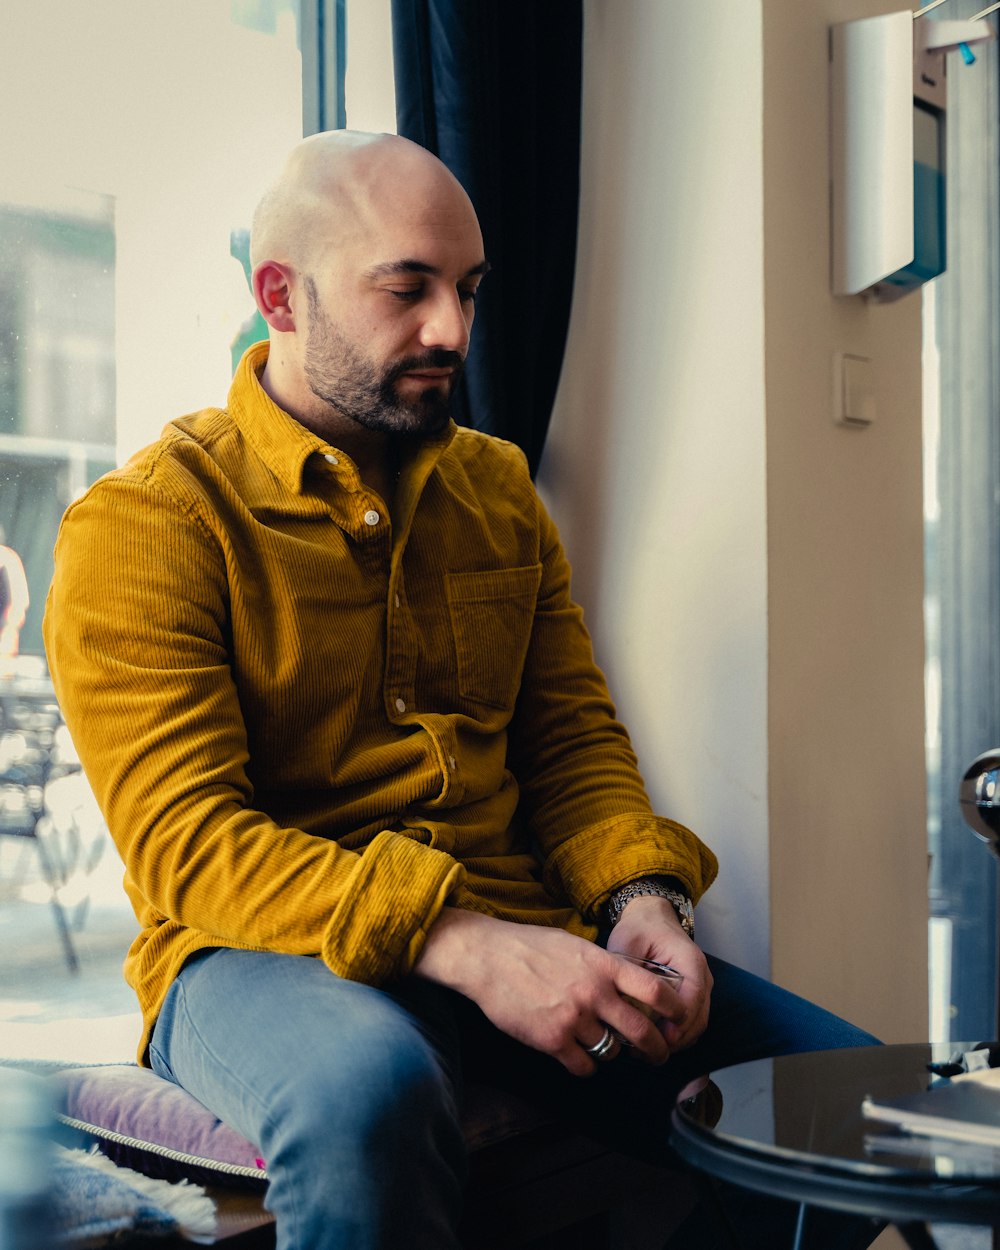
[830,9,995,301]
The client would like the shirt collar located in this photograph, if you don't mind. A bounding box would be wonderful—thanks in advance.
[227,341,328,496]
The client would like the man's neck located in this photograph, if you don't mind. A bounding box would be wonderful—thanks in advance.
[260,354,395,501]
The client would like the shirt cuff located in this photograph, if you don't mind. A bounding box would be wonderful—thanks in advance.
[542,814,718,921]
[320,829,466,983]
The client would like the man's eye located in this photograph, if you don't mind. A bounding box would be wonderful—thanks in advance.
[459,287,479,304]
[387,288,422,301]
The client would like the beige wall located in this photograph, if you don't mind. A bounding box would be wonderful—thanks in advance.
[541,0,928,1041]
[763,1,928,1039]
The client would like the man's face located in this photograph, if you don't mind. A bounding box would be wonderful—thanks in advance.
[300,196,487,439]
[302,277,466,437]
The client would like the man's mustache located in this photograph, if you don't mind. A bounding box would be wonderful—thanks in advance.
[386,350,466,384]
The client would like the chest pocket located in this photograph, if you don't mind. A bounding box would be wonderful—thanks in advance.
[446,565,543,711]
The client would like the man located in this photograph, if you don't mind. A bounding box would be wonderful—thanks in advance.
[0,525,29,670]
[45,131,878,1249]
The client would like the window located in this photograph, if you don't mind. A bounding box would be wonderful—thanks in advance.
[0,0,305,1055]
[0,0,397,1059]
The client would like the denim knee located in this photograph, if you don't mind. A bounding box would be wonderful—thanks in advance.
[149,950,468,1250]
[263,1022,461,1160]
[257,1016,465,1249]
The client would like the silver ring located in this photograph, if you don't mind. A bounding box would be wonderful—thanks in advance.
[582,1025,617,1061]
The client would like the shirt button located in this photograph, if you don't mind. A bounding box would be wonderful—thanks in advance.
[364,510,380,526]
[324,453,339,465]
[394,593,401,608]
[448,755,457,771]
[395,698,406,713]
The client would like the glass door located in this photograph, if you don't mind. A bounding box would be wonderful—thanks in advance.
[924,0,1000,1043]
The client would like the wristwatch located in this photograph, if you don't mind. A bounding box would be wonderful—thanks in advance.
[605,877,695,938]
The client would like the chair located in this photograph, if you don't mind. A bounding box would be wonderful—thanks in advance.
[0,686,81,973]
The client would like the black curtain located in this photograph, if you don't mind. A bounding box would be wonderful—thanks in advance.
[391,0,583,477]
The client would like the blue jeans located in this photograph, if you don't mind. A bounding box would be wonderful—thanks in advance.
[149,948,880,1250]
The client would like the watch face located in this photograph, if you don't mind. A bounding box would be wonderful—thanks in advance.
[608,882,694,937]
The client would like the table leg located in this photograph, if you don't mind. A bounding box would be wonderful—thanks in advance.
[791,1203,808,1250]
[687,1172,894,1250]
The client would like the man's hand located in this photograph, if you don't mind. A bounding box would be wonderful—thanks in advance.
[605,894,713,1054]
[413,907,693,1076]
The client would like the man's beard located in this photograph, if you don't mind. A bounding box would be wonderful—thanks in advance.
[303,283,463,437]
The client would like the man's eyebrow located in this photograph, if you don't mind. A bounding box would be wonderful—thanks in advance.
[363,258,492,281]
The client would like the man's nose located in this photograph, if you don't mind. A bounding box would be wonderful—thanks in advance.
[418,290,472,354]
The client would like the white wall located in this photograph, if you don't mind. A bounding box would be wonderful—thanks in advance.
[542,0,929,1041]
[540,1,771,977]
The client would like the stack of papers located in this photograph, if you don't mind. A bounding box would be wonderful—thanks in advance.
[863,1065,1000,1147]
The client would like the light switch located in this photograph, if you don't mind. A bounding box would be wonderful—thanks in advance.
[835,352,875,426]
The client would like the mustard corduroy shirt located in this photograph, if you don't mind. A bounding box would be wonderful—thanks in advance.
[44,342,718,1062]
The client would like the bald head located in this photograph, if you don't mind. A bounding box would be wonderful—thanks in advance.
[248,131,487,449]
[250,131,477,276]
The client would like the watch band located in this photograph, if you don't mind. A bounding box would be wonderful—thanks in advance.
[605,877,695,938]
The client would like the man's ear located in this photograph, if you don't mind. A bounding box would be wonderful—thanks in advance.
[252,261,297,333]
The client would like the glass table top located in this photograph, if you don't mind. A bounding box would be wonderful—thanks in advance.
[673,1042,1000,1184]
